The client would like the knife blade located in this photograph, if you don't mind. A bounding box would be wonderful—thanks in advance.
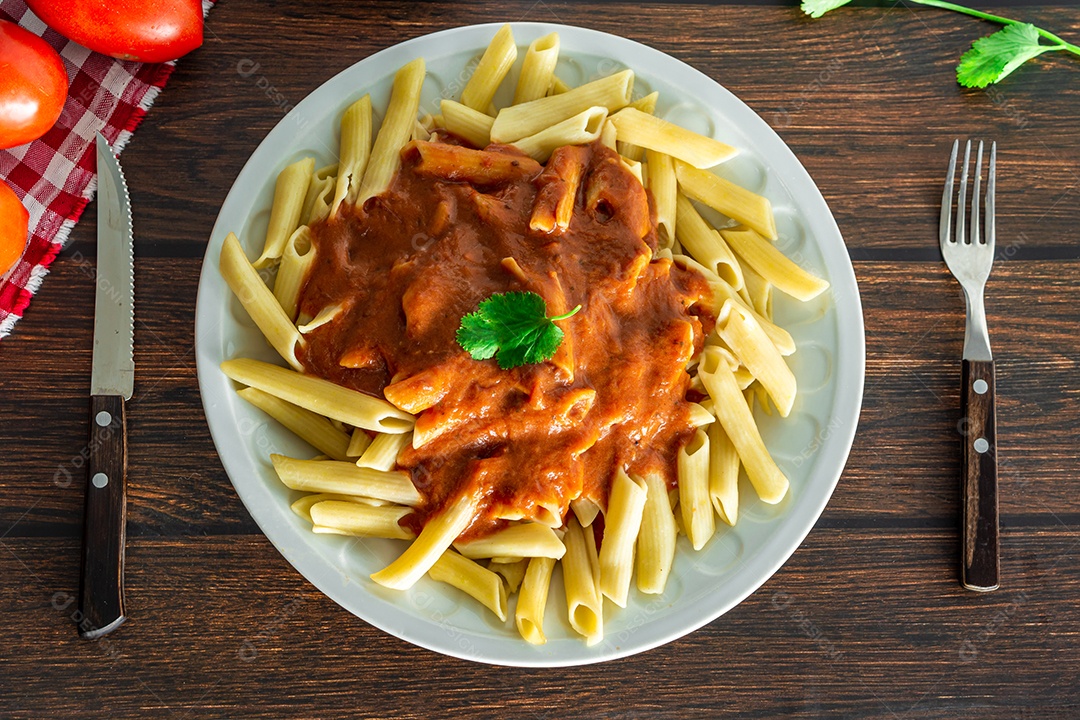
[78,134,134,639]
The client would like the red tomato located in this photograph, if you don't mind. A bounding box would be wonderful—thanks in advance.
[0,181,29,278]
[25,0,203,64]
[0,20,68,150]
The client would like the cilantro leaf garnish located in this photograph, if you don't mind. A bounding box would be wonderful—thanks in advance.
[800,0,852,20]
[957,24,1055,88]
[801,1,1079,89]
[456,291,582,370]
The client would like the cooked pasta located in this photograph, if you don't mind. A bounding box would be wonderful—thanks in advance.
[218,28,832,646]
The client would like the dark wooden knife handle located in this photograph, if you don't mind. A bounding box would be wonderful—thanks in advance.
[78,394,128,638]
[961,360,999,592]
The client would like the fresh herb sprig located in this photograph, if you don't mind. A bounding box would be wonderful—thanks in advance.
[457,291,582,370]
[802,0,1080,88]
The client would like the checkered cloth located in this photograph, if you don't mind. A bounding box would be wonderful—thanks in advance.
[0,0,214,339]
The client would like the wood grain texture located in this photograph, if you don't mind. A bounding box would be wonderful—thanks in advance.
[78,394,128,637]
[1,2,1079,717]
[961,359,999,592]
[1,530,1077,719]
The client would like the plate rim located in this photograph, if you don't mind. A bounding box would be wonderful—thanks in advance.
[195,21,865,667]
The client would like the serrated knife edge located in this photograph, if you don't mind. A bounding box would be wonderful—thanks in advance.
[91,133,135,400]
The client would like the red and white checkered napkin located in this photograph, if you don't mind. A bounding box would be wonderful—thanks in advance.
[0,0,214,339]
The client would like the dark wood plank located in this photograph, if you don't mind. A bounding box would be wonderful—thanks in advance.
[1,528,1077,719]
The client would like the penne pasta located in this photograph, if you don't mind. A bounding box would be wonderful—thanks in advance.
[412,118,431,143]
[218,42,838,648]
[291,492,388,524]
[562,517,603,645]
[454,522,566,560]
[219,233,305,371]
[221,358,414,434]
[718,302,797,417]
[734,364,756,390]
[742,262,772,318]
[570,495,601,527]
[356,57,425,207]
[675,193,744,290]
[513,32,560,105]
[697,347,789,504]
[490,69,633,143]
[609,107,737,169]
[407,140,542,184]
[687,401,716,427]
[582,515,602,596]
[599,117,617,150]
[297,301,345,334]
[697,271,795,356]
[548,74,572,95]
[439,99,495,149]
[617,91,659,162]
[331,94,373,217]
[356,431,412,472]
[255,157,314,268]
[347,428,373,458]
[707,420,740,526]
[461,24,517,114]
[676,161,777,240]
[636,472,678,594]
[720,226,830,301]
[273,226,315,322]
[237,387,352,462]
[488,557,528,593]
[515,556,556,645]
[530,144,588,234]
[535,501,564,530]
[371,489,481,590]
[678,427,714,551]
[300,163,338,226]
[428,549,509,621]
[598,468,648,608]
[737,281,755,309]
[310,500,414,540]
[621,157,643,185]
[382,364,458,415]
[645,150,677,248]
[271,454,422,505]
[511,106,608,163]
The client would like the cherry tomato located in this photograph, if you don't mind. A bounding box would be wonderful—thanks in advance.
[0,20,68,150]
[25,0,203,64]
[0,181,29,279]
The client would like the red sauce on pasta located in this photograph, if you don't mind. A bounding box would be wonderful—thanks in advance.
[298,139,713,540]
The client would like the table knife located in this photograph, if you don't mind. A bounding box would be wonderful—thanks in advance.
[78,134,135,638]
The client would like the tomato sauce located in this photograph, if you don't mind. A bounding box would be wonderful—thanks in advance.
[298,139,713,540]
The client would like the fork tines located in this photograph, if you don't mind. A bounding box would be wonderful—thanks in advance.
[940,139,997,251]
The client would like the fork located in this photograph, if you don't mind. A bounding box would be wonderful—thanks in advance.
[940,139,999,592]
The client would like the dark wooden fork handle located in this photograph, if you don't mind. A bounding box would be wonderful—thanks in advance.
[961,359,999,591]
[78,394,128,637]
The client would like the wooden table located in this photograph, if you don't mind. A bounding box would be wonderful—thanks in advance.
[3,2,1078,717]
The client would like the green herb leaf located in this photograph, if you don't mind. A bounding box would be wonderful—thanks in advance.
[957,23,1054,88]
[801,0,853,19]
[800,0,1080,91]
[456,291,582,370]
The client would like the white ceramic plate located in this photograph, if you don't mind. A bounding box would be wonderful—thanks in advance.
[195,22,864,667]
